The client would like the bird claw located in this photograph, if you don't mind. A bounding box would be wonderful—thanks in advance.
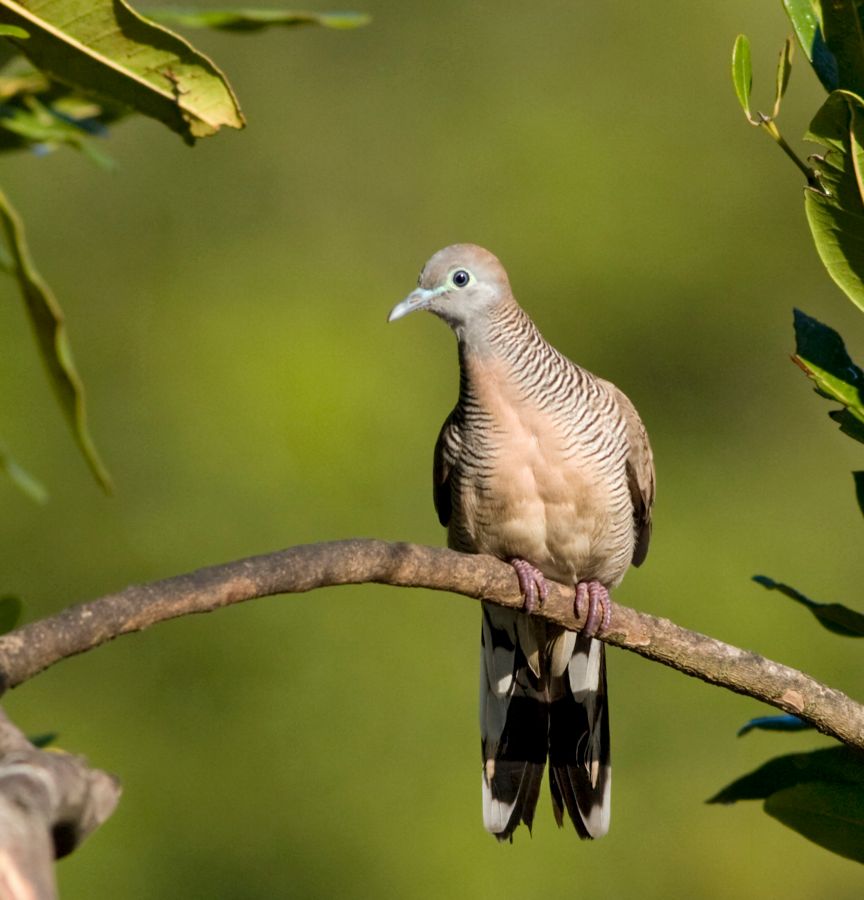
[509,558,549,614]
[575,581,612,637]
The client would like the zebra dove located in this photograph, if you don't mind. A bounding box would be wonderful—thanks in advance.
[388,244,654,841]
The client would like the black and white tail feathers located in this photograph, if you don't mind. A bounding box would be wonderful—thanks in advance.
[480,602,611,841]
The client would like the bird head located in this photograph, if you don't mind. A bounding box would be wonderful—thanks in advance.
[388,244,513,332]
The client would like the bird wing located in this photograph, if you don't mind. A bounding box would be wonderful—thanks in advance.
[609,385,655,567]
[432,409,462,527]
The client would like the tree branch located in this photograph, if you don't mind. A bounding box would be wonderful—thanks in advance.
[1,539,861,748]
[0,708,120,900]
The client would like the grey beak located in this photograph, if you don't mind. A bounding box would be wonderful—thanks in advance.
[388,287,440,322]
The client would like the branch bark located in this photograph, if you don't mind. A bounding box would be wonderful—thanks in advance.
[1,539,861,748]
[0,708,120,900]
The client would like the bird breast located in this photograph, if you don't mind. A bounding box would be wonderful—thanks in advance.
[451,354,633,588]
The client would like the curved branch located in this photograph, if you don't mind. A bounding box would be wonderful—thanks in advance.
[1,539,861,748]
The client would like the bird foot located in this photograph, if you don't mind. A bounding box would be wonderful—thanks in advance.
[575,581,612,637]
[508,558,550,614]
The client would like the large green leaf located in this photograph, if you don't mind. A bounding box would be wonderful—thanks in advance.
[709,746,864,804]
[0,0,244,145]
[753,574,864,637]
[783,0,821,71]
[784,0,864,95]
[0,187,112,492]
[820,0,864,96]
[805,90,864,311]
[792,308,864,441]
[767,781,864,864]
[147,8,371,33]
[711,745,864,862]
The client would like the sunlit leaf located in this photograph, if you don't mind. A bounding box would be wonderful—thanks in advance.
[767,781,864,864]
[0,444,47,502]
[773,37,794,120]
[0,0,244,144]
[753,574,864,637]
[0,187,112,492]
[783,0,838,92]
[737,714,811,737]
[0,596,22,634]
[147,8,371,33]
[792,309,864,441]
[0,22,26,37]
[732,34,754,120]
[805,91,864,311]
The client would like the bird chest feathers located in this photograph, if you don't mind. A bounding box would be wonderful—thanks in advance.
[451,351,633,587]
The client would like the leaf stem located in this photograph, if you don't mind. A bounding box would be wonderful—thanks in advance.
[758,114,828,194]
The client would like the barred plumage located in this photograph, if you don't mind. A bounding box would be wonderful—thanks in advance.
[389,244,655,842]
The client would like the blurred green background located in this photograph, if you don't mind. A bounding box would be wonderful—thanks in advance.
[1,1,863,896]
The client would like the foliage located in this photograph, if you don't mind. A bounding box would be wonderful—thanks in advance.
[729,0,864,863]
[710,747,864,864]
[0,3,367,497]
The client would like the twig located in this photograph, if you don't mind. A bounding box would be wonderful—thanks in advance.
[1,539,861,748]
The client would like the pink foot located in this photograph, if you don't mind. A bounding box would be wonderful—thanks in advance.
[575,581,612,637]
[508,558,550,614]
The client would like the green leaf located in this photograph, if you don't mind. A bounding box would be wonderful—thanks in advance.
[732,34,754,120]
[0,444,47,503]
[791,308,864,440]
[753,574,864,637]
[773,37,794,119]
[805,90,864,311]
[708,746,864,805]
[0,71,127,157]
[0,596,22,634]
[0,0,244,145]
[855,470,864,518]
[0,95,114,166]
[783,0,820,65]
[147,8,371,33]
[767,781,864,864]
[0,187,112,492]
[820,0,864,97]
[784,0,839,92]
[0,22,26,38]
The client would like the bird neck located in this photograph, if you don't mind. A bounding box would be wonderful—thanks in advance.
[455,301,542,366]
[455,302,552,409]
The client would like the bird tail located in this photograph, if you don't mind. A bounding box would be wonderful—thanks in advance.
[479,603,611,841]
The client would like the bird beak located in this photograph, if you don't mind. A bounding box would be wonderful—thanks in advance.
[388,287,441,322]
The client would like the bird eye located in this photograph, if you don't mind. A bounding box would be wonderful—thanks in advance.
[451,269,470,288]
